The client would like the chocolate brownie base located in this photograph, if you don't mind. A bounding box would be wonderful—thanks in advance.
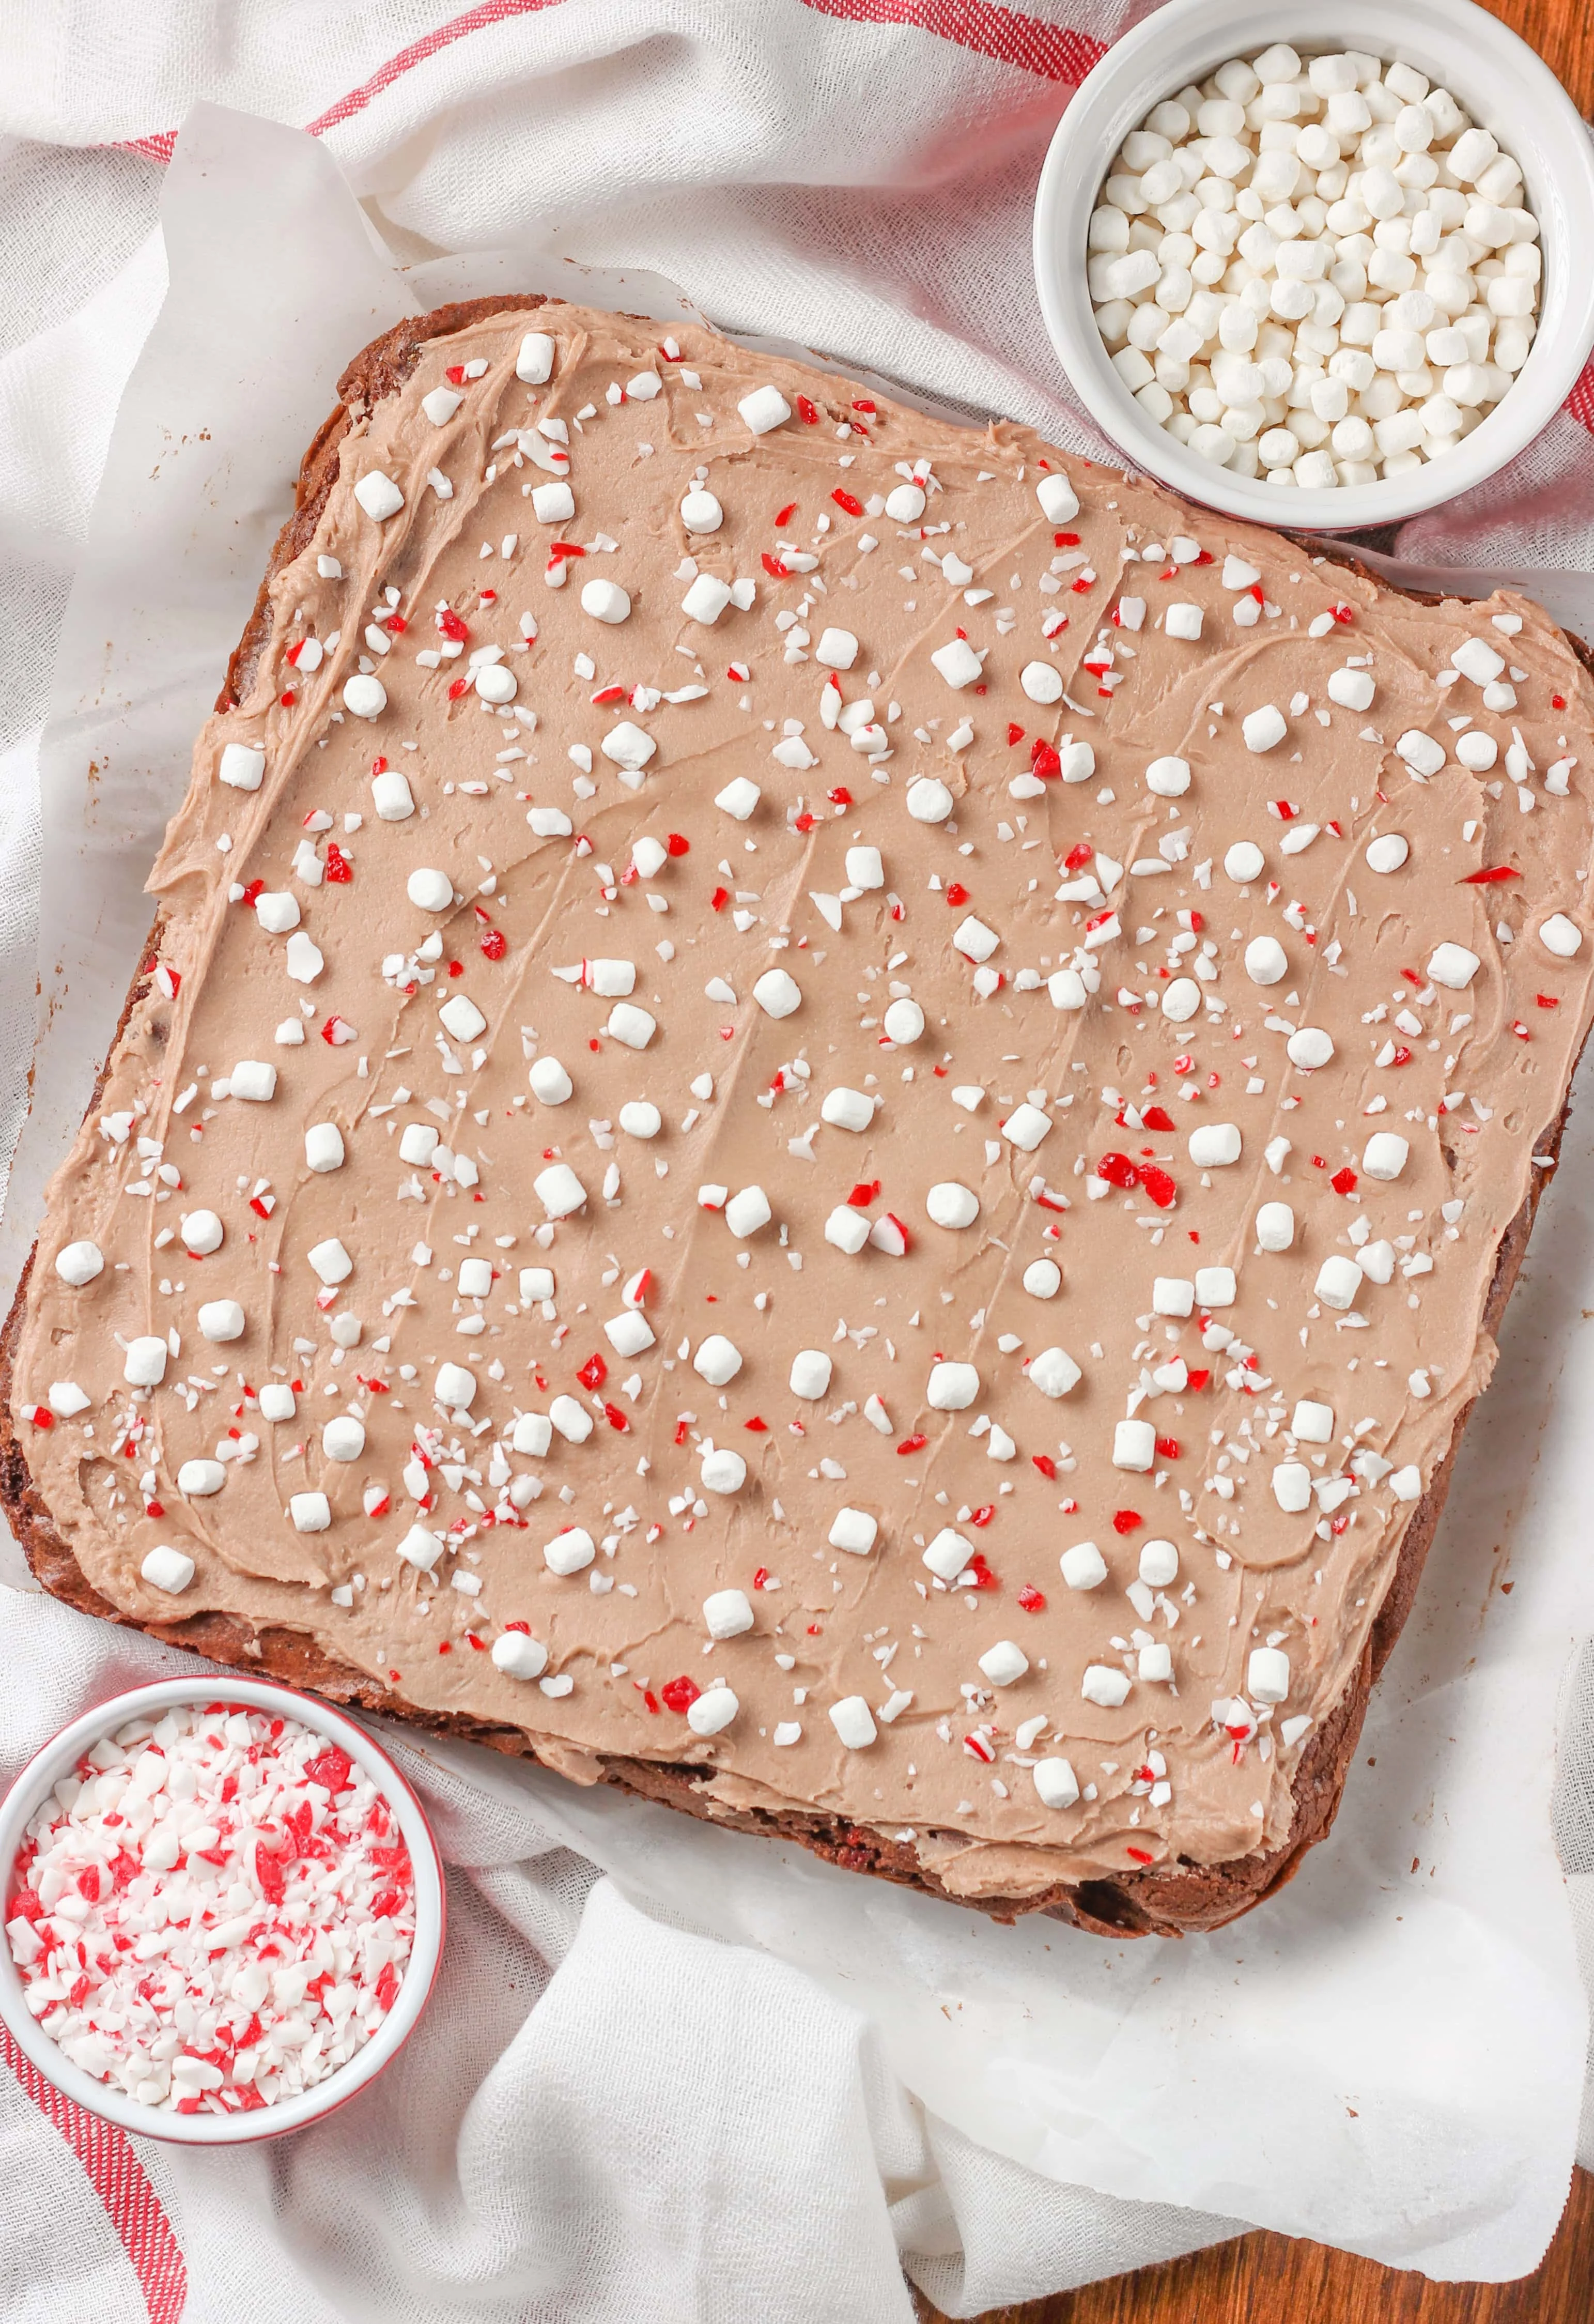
[0,301,1579,1937]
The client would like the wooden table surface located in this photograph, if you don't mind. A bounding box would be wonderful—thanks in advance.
[918,4,1594,2320]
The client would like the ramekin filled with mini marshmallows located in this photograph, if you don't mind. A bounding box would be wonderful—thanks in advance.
[1033,0,1594,527]
[0,1677,444,2142]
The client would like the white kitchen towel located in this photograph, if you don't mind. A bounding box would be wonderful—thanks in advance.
[1,5,1593,2318]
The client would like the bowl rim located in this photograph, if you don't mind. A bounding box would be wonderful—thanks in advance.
[1032,0,1594,530]
[0,1673,445,2144]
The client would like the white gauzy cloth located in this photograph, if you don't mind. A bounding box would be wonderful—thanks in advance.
[1,7,1593,2317]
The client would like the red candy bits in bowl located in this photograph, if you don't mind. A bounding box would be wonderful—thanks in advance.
[0,1676,444,2142]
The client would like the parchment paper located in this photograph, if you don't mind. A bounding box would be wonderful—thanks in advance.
[4,103,1589,2277]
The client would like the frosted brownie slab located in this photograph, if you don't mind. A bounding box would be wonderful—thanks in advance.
[6,299,1591,1933]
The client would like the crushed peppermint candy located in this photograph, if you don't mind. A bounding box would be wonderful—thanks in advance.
[7,1701,416,2115]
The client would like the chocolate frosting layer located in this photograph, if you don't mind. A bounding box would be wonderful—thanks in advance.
[12,302,1594,1901]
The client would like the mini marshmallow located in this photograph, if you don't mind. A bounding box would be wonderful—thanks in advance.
[1452,635,1506,685]
[1365,833,1409,873]
[846,844,884,889]
[866,999,923,1057]
[513,1412,553,1456]
[1113,1419,1155,1471]
[926,1181,979,1229]
[816,627,859,670]
[400,1123,440,1165]
[606,1002,656,1049]
[1242,704,1288,752]
[343,675,388,721]
[407,866,454,911]
[704,1588,755,1638]
[290,1491,331,1533]
[492,1632,548,1680]
[679,489,723,533]
[822,1086,874,1132]
[1139,1538,1179,1587]
[1327,667,1375,711]
[790,1349,833,1398]
[54,1240,104,1286]
[545,1527,596,1576]
[605,1309,655,1357]
[1427,942,1480,990]
[738,384,792,434]
[701,1447,747,1494]
[1396,730,1446,777]
[123,1336,167,1388]
[1060,1541,1108,1590]
[693,1334,742,1386]
[1248,1646,1291,1703]
[517,332,555,383]
[370,767,413,819]
[829,1696,878,1749]
[177,1458,225,1496]
[978,1640,1029,1687]
[688,1687,739,1737]
[885,483,926,520]
[1002,1103,1051,1152]
[258,1383,296,1422]
[1541,913,1583,958]
[229,1059,277,1101]
[1272,1462,1312,1512]
[1287,1027,1334,1071]
[323,1415,366,1463]
[1315,1254,1362,1311]
[927,1361,979,1410]
[753,968,802,1018]
[1081,1665,1131,1709]
[1036,474,1079,525]
[141,1545,195,1595]
[1188,1122,1241,1167]
[580,578,631,624]
[475,664,517,705]
[1244,935,1288,986]
[1195,1266,1235,1307]
[435,1361,477,1409]
[1361,1128,1411,1181]
[1153,1276,1194,1317]
[1033,1758,1080,1809]
[829,1507,878,1555]
[1020,660,1063,704]
[1256,1201,1295,1251]
[1023,1258,1061,1298]
[219,742,266,792]
[1164,603,1203,642]
[1292,1399,1335,1444]
[906,776,954,822]
[1224,841,1264,883]
[197,1300,245,1343]
[458,1258,492,1297]
[531,482,575,524]
[725,1186,772,1237]
[1161,978,1200,1023]
[305,1121,345,1173]
[1145,755,1191,797]
[307,1237,352,1286]
[528,1057,575,1105]
[682,574,733,625]
[825,1206,871,1254]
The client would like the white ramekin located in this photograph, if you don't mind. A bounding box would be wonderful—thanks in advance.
[0,1676,445,2144]
[1033,0,1594,530]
